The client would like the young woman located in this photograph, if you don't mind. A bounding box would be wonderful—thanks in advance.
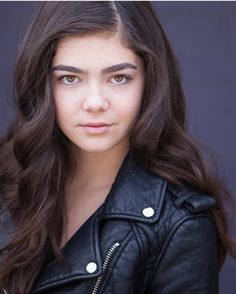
[0,2,235,293]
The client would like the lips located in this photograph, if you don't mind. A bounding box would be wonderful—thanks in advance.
[83,122,111,127]
[80,122,112,134]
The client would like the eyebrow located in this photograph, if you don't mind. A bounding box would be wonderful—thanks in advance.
[51,62,138,75]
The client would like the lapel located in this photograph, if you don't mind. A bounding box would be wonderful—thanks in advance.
[100,152,167,222]
[32,208,103,293]
[32,152,167,293]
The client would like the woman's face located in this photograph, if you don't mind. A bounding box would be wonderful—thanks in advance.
[51,31,145,154]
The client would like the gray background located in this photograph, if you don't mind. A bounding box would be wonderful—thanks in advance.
[0,2,235,293]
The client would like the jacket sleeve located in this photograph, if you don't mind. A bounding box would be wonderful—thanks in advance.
[146,215,219,294]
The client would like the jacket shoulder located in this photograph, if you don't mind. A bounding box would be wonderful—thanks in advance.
[165,182,217,215]
[147,179,217,252]
[146,180,218,269]
[153,180,217,234]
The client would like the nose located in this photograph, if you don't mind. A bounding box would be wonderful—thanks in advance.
[82,82,109,112]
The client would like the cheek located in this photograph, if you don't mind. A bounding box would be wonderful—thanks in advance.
[54,100,74,133]
[123,85,143,119]
[54,89,78,122]
[55,99,68,120]
[114,92,142,125]
[127,99,142,118]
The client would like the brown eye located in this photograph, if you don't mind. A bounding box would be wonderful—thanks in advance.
[66,76,76,83]
[114,75,124,83]
[58,75,80,85]
[110,74,132,85]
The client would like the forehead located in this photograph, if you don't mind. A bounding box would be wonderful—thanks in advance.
[52,32,142,68]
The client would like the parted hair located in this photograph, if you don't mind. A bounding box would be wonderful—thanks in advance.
[0,2,235,293]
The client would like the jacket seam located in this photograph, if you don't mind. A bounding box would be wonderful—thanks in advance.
[131,221,143,258]
[146,213,213,283]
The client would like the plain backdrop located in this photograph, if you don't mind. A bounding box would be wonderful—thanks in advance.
[0,2,235,293]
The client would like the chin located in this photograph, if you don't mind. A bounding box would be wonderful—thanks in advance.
[81,147,112,153]
[75,142,117,153]
[70,135,129,154]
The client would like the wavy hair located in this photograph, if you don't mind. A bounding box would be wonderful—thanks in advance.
[0,1,235,293]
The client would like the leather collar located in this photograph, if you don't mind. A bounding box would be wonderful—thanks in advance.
[100,152,167,223]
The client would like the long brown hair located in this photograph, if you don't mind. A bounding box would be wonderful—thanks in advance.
[0,1,235,293]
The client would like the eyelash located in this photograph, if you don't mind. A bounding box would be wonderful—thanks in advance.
[57,74,132,86]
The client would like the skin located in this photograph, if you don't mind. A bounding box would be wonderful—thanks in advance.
[51,31,145,245]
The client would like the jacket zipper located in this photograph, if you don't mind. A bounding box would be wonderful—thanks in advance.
[91,242,120,294]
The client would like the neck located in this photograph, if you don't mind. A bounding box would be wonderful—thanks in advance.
[68,142,129,191]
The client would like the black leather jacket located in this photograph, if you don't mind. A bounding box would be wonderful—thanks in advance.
[0,153,219,294]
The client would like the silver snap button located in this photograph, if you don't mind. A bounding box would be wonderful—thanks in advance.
[86,262,97,273]
[142,207,154,217]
